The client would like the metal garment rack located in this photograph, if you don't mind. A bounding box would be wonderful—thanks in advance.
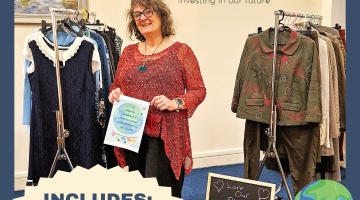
[47,7,96,178]
[254,10,323,200]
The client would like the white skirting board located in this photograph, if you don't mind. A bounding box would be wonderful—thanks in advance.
[14,172,28,191]
[192,148,245,169]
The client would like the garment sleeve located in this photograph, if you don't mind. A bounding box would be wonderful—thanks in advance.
[231,38,251,113]
[109,46,127,94]
[22,34,35,127]
[326,39,341,130]
[177,44,206,118]
[22,59,32,127]
[335,41,346,130]
[305,41,322,123]
[84,37,101,74]
[93,46,103,89]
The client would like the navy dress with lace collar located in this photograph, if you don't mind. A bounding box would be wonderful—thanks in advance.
[26,38,102,185]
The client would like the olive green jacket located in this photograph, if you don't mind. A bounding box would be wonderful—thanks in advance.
[231,28,322,125]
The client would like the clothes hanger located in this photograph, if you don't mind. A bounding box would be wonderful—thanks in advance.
[291,13,304,30]
[313,17,318,25]
[269,10,289,46]
[61,10,83,37]
[247,27,262,36]
[41,20,52,33]
[71,18,87,32]
[42,10,85,50]
[277,10,291,32]
[296,26,312,37]
[278,10,285,31]
[283,15,288,28]
[70,10,90,32]
[297,15,326,37]
[292,12,312,37]
[286,13,292,25]
[41,20,47,31]
[87,19,105,32]
[44,10,83,38]
[288,12,299,30]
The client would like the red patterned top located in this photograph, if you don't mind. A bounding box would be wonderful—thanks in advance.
[109,41,206,180]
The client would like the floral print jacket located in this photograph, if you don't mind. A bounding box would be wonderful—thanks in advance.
[232,28,322,126]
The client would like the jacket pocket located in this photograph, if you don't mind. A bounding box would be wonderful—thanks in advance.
[245,99,264,106]
[281,102,301,111]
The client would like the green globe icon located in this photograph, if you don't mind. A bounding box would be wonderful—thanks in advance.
[295,180,352,200]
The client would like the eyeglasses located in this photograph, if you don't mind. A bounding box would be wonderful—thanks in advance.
[132,8,153,21]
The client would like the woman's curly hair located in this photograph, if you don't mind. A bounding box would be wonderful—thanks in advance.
[126,0,175,41]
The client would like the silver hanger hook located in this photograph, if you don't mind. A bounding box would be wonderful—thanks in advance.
[298,12,305,22]
[291,12,297,25]
[60,9,65,21]
[72,9,76,22]
[288,14,292,24]
[287,12,292,24]
[284,15,288,24]
[76,10,80,22]
[69,9,73,22]
[298,16,302,22]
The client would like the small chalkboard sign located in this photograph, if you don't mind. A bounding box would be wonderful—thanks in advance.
[206,173,276,200]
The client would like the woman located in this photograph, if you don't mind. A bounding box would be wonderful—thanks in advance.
[108,0,206,197]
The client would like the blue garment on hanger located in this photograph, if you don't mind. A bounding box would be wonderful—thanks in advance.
[90,31,111,90]
[89,31,112,124]
[22,59,32,126]
[90,30,116,168]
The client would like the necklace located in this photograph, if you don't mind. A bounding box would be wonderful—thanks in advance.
[138,38,164,72]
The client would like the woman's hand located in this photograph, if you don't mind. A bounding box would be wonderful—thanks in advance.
[151,95,178,111]
[108,88,123,104]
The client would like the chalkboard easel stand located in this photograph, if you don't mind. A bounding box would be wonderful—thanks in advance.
[254,10,323,200]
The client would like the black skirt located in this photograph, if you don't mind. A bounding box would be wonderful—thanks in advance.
[126,134,185,198]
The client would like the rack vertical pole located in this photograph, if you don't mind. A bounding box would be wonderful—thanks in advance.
[254,11,293,200]
[48,8,74,178]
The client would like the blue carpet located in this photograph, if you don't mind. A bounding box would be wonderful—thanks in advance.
[14,164,346,199]
[182,164,346,200]
[13,190,24,199]
[182,164,294,200]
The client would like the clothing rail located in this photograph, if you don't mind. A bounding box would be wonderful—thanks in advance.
[47,7,97,178]
[274,10,323,25]
[274,10,323,19]
[49,7,97,23]
[255,10,323,200]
